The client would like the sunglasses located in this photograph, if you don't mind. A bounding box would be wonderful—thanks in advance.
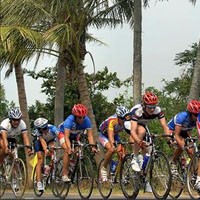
[77,116,85,120]
[193,113,198,117]
[146,105,156,109]
[40,127,48,131]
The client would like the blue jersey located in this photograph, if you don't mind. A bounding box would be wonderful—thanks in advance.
[168,111,196,132]
[33,124,59,143]
[197,113,200,137]
[59,115,92,136]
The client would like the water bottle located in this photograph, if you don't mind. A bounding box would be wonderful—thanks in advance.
[110,160,117,173]
[142,153,150,170]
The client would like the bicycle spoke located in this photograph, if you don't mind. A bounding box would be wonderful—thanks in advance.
[150,151,171,199]
[187,153,200,199]
[77,156,94,199]
[97,159,113,199]
[120,154,139,199]
[12,158,27,198]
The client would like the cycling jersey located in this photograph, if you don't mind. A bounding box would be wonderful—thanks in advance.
[130,104,165,125]
[99,114,124,136]
[168,111,196,132]
[196,113,200,138]
[33,124,59,143]
[0,118,27,138]
[59,115,92,136]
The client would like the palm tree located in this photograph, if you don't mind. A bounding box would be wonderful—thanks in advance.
[0,24,43,187]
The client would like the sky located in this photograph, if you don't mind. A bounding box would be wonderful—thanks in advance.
[1,0,200,106]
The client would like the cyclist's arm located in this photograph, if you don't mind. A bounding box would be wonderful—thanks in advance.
[1,130,9,152]
[159,117,170,135]
[22,131,32,153]
[86,129,95,145]
[64,129,71,150]
[108,129,115,149]
[174,125,185,149]
[39,136,48,154]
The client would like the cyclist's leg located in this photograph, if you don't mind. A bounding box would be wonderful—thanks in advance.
[131,125,146,172]
[58,132,71,182]
[99,133,114,181]
[34,140,45,191]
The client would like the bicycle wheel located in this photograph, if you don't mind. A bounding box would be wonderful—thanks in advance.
[120,154,139,199]
[187,151,200,199]
[97,159,113,199]
[11,158,27,198]
[169,160,185,199]
[33,164,44,197]
[53,158,70,199]
[0,163,6,199]
[149,151,172,200]
[77,155,94,199]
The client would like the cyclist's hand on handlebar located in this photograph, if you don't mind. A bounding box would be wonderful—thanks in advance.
[139,140,147,148]
[5,148,11,154]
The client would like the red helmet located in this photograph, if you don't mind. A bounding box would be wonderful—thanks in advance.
[187,100,200,114]
[142,92,158,105]
[72,104,88,117]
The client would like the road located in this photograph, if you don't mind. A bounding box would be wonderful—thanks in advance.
[0,188,192,199]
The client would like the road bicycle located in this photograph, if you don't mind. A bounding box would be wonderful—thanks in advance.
[56,133,98,199]
[186,138,200,199]
[97,141,134,199]
[0,142,31,199]
[32,146,63,197]
[120,127,172,200]
[169,136,199,199]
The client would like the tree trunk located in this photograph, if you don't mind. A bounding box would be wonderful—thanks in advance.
[77,64,104,165]
[133,0,142,104]
[14,63,32,188]
[54,50,66,126]
[188,39,200,100]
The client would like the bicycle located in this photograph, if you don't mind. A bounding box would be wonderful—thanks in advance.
[56,133,98,199]
[186,138,200,199]
[0,142,32,199]
[97,141,134,199]
[32,145,63,197]
[120,127,172,200]
[169,136,199,199]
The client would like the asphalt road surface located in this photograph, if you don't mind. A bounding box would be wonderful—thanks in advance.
[0,189,193,199]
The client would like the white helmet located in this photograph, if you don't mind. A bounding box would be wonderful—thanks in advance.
[116,106,129,118]
[34,118,48,129]
[8,108,22,119]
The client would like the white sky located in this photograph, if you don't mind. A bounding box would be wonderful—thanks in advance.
[1,0,200,106]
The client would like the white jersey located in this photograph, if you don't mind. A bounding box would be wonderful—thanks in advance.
[0,118,27,138]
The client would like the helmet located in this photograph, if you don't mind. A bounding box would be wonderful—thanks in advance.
[187,100,200,114]
[142,92,158,105]
[116,106,129,118]
[72,104,88,117]
[8,108,22,119]
[34,118,48,129]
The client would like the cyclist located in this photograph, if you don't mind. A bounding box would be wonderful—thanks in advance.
[0,107,32,159]
[33,117,64,191]
[98,105,130,182]
[167,100,200,178]
[196,108,200,190]
[130,92,170,172]
[58,104,97,182]
[0,108,32,177]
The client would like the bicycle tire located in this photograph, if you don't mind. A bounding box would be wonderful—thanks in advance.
[149,151,172,200]
[169,159,185,199]
[97,159,113,199]
[0,163,6,199]
[77,155,94,199]
[32,164,44,197]
[54,158,70,199]
[186,151,200,199]
[11,158,27,199]
[120,154,139,199]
